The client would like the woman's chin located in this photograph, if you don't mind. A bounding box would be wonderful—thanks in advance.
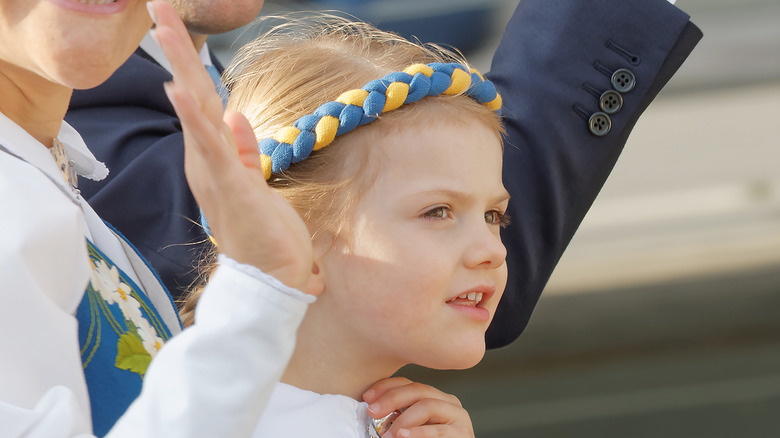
[51,62,120,91]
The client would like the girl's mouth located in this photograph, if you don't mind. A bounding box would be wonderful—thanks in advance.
[445,292,484,307]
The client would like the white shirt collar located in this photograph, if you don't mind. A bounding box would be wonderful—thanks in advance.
[255,383,372,438]
[139,30,215,75]
[0,112,108,184]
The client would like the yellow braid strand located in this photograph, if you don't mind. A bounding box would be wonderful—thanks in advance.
[443,68,471,95]
[403,64,434,77]
[336,89,370,107]
[383,82,410,112]
[313,115,340,150]
[273,126,302,145]
[260,154,273,180]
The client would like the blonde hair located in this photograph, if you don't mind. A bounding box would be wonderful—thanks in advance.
[180,13,503,326]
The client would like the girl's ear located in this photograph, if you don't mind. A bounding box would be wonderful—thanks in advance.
[304,261,325,296]
[305,231,333,296]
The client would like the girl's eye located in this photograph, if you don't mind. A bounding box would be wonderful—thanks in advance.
[423,206,452,220]
[485,210,511,227]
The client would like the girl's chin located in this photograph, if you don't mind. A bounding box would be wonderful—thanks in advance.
[417,345,486,371]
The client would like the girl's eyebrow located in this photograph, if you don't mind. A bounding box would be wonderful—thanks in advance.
[496,191,512,204]
[413,188,511,204]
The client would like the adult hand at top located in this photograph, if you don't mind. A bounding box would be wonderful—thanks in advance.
[147,1,315,294]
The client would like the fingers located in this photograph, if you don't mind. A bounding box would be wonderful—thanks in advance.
[364,378,461,419]
[149,1,224,125]
[389,424,470,438]
[364,378,474,438]
[164,81,249,222]
[390,397,468,428]
[364,377,413,404]
[383,398,474,438]
[162,81,228,228]
[146,4,315,291]
[224,110,262,172]
[162,81,221,159]
[387,400,474,438]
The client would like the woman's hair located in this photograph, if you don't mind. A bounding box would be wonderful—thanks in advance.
[180,13,503,326]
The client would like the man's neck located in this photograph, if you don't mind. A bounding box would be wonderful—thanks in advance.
[189,31,207,53]
[140,29,213,75]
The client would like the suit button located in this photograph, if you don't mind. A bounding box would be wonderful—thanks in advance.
[588,112,611,136]
[599,90,623,114]
[611,68,636,93]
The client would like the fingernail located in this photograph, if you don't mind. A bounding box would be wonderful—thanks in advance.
[384,432,393,438]
[368,402,380,414]
[398,428,410,438]
[363,389,375,401]
[163,81,175,104]
[149,28,160,46]
[146,1,157,24]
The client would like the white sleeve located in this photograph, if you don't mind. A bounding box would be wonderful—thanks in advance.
[1,154,314,438]
[107,257,314,438]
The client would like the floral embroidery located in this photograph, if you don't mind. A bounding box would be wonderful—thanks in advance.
[77,239,173,436]
[84,248,167,377]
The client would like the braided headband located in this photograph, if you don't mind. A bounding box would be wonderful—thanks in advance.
[201,62,501,238]
[256,62,502,180]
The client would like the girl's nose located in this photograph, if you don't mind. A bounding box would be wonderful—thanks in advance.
[463,222,507,270]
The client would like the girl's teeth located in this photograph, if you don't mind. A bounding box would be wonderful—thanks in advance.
[451,292,484,304]
[77,0,116,5]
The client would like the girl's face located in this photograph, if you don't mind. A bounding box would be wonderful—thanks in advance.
[0,0,151,90]
[315,114,509,371]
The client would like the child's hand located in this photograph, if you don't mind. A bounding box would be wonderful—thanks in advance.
[148,1,315,294]
[363,377,475,438]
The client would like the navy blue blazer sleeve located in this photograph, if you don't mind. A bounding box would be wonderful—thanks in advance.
[484,0,702,348]
[66,49,215,299]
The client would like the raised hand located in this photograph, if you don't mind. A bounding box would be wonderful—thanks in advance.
[363,377,475,438]
[147,1,315,294]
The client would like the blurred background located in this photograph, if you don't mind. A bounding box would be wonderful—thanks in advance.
[211,0,780,436]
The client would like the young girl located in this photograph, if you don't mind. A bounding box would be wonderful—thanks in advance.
[0,1,316,437]
[175,14,509,438]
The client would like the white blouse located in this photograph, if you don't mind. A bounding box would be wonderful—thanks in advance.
[253,383,373,438]
[0,113,315,438]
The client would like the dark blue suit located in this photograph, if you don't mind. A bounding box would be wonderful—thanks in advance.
[66,0,701,348]
[484,0,701,347]
[68,49,213,301]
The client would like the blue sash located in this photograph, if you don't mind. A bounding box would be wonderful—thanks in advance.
[77,239,173,436]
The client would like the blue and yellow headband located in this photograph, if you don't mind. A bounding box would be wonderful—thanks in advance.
[201,62,501,237]
[256,62,502,179]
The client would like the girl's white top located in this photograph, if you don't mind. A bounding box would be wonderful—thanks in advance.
[0,112,315,438]
[253,383,373,438]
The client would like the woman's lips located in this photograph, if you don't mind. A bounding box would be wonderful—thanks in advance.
[50,0,127,15]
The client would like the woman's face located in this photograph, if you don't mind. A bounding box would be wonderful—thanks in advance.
[0,0,151,90]
[314,112,509,371]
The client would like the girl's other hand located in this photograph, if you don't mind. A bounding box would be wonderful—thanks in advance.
[146,1,315,294]
[363,377,475,438]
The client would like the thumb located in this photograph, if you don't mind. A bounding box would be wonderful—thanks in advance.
[224,110,262,172]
